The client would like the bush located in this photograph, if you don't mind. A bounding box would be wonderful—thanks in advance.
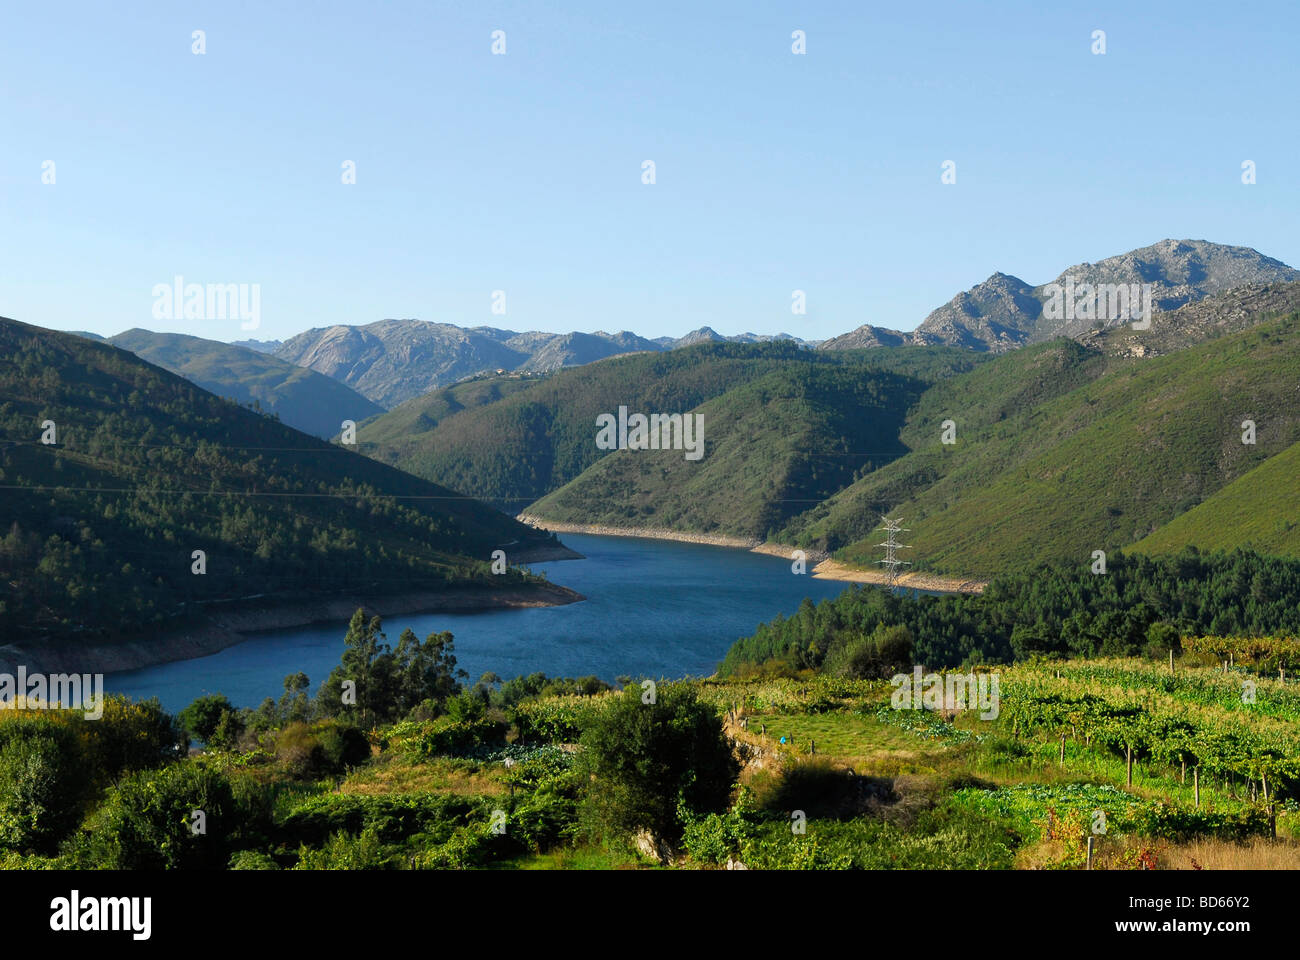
[229,849,279,870]
[80,696,188,780]
[277,793,479,848]
[393,715,507,760]
[294,827,401,870]
[827,624,914,680]
[315,721,371,771]
[577,683,738,844]
[82,762,238,869]
[1144,621,1182,660]
[0,717,90,854]
[275,720,371,778]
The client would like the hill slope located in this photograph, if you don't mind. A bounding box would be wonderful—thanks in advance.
[526,363,934,540]
[109,329,382,438]
[356,343,980,512]
[790,312,1300,578]
[0,317,574,646]
[1128,439,1300,557]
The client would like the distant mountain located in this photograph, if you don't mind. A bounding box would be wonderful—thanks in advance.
[822,240,1300,353]
[230,338,282,353]
[0,317,576,647]
[275,320,815,407]
[108,329,383,439]
[655,327,815,348]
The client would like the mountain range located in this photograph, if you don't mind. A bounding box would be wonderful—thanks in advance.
[821,239,1300,352]
[88,240,1299,413]
[348,271,1300,580]
[33,236,1300,589]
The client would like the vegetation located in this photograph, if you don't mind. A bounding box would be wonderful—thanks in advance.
[0,318,564,645]
[722,548,1300,674]
[5,605,1300,870]
[107,329,383,439]
[356,341,979,512]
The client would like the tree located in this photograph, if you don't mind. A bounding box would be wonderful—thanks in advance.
[320,609,389,726]
[0,717,91,854]
[578,684,738,846]
[178,694,243,748]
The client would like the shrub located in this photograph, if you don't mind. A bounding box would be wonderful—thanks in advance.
[229,849,279,870]
[83,762,238,869]
[294,827,400,870]
[827,624,914,680]
[0,717,90,854]
[577,683,738,844]
[315,720,371,771]
[274,719,370,778]
[277,793,479,848]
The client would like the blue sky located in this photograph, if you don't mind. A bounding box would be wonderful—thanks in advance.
[2,0,1296,343]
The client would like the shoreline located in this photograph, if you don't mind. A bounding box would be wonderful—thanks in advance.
[0,579,586,678]
[516,515,987,594]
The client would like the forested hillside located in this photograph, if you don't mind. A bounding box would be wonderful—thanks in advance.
[108,329,382,438]
[0,318,569,645]
[529,364,930,539]
[721,549,1300,673]
[356,342,981,511]
[779,313,1300,577]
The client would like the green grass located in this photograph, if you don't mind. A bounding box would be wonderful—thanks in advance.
[1129,438,1300,556]
[788,314,1300,577]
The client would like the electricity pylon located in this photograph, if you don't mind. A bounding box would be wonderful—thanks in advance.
[877,517,911,590]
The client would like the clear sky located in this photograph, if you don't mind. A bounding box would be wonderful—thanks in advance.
[2,0,1297,344]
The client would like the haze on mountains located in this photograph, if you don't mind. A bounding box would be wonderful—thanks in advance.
[105,330,382,439]
[273,320,816,408]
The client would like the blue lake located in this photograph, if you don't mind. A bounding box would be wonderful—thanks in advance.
[105,534,862,713]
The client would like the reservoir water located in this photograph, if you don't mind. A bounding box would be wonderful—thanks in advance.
[105,533,859,713]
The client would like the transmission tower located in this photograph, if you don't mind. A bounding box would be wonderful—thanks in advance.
[877,517,911,591]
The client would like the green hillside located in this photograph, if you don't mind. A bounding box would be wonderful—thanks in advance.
[776,338,1118,553]
[799,313,1300,578]
[528,364,931,539]
[0,318,569,645]
[357,342,981,510]
[1128,439,1300,556]
[109,329,383,438]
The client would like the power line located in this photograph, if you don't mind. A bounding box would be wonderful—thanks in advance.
[877,516,911,591]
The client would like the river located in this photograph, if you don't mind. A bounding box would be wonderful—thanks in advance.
[106,533,869,713]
